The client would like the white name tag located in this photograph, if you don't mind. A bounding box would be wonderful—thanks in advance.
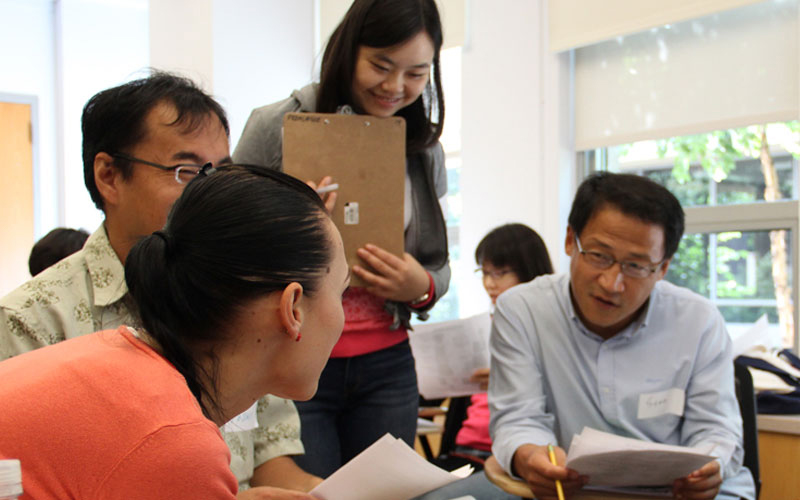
[222,401,259,432]
[637,388,685,419]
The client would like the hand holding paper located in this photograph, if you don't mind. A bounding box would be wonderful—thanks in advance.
[565,427,716,490]
[511,444,583,500]
[672,459,722,500]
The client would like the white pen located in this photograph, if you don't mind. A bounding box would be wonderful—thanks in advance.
[316,183,339,194]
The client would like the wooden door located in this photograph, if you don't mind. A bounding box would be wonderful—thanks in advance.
[0,101,34,296]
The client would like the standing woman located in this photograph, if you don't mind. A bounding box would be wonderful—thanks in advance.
[235,0,449,477]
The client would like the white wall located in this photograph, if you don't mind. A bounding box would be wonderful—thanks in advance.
[212,0,315,147]
[457,0,574,315]
[0,0,57,237]
[59,0,149,231]
[0,0,150,237]
[1,0,573,314]
[149,0,315,149]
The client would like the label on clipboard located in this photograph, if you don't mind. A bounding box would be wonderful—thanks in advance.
[344,202,359,225]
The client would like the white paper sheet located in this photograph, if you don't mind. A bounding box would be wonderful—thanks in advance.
[408,312,492,399]
[732,314,770,357]
[310,434,472,500]
[565,427,715,487]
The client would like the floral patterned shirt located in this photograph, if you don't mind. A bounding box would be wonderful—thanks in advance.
[0,225,303,489]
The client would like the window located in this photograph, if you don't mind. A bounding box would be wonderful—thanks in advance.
[583,123,799,349]
[417,46,462,323]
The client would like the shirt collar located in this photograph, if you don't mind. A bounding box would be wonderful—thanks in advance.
[84,224,129,307]
[563,273,657,342]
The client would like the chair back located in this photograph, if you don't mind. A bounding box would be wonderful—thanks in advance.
[438,396,471,457]
[734,360,761,499]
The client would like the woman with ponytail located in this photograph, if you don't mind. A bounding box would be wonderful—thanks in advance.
[0,165,350,500]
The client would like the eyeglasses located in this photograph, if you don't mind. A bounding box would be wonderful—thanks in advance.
[475,267,513,280]
[574,235,663,279]
[112,153,213,184]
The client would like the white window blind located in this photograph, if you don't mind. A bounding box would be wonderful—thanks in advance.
[548,0,765,52]
[574,0,798,151]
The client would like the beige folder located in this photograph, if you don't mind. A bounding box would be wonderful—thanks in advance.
[282,112,406,287]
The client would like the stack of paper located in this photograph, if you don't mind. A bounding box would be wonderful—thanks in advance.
[408,312,492,399]
[310,434,473,500]
[566,427,715,487]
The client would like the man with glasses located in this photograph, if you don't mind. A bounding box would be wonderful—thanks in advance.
[489,173,755,500]
[0,72,321,498]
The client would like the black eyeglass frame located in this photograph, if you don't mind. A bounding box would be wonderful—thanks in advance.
[474,267,514,280]
[111,152,212,184]
[574,234,664,279]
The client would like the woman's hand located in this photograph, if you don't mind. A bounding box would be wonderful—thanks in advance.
[353,244,430,303]
[470,368,490,391]
[305,176,337,213]
[236,486,316,499]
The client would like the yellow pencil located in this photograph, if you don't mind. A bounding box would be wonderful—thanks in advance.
[547,444,566,500]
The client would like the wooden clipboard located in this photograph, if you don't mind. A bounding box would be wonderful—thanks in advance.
[282,112,406,287]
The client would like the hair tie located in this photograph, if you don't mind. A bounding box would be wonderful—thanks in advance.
[153,230,173,255]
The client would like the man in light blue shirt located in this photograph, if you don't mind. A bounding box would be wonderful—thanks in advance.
[489,173,755,500]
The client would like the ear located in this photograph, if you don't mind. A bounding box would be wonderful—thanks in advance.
[278,282,304,341]
[94,152,123,208]
[565,226,576,256]
[655,258,671,281]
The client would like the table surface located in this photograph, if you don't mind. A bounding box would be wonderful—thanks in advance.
[757,413,800,435]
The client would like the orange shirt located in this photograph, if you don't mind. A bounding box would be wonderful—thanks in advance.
[0,327,237,500]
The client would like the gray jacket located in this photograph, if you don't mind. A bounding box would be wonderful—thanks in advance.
[234,84,450,326]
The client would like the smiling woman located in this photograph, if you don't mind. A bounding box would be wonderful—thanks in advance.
[233,0,451,478]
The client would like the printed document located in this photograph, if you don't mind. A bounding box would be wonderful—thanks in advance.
[408,312,491,399]
[310,433,472,500]
[566,427,715,487]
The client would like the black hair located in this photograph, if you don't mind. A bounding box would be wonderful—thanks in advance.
[568,172,685,260]
[82,70,230,210]
[28,227,90,276]
[317,0,444,154]
[475,223,554,283]
[125,165,330,419]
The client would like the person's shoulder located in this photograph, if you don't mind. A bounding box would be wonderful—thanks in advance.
[499,273,564,309]
[651,280,726,333]
[249,83,317,122]
[1,247,91,312]
[653,280,717,312]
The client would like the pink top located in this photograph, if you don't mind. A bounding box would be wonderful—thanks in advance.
[0,327,238,499]
[454,392,492,452]
[331,273,435,358]
[331,288,407,358]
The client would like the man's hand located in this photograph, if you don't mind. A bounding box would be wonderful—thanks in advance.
[236,486,316,499]
[513,444,585,500]
[672,460,722,500]
[353,245,430,303]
